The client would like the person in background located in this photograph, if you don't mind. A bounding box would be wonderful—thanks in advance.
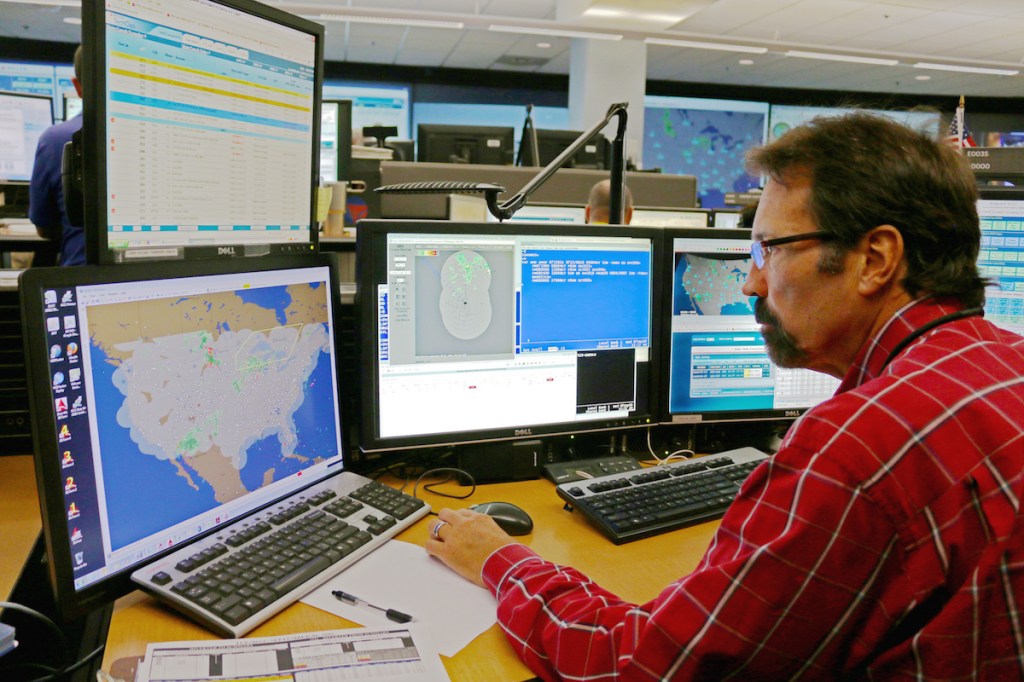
[30,45,85,266]
[424,113,1024,680]
[584,178,633,224]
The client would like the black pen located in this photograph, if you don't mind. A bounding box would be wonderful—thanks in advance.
[332,590,415,624]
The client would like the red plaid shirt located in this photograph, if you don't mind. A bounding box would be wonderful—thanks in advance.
[482,299,1024,680]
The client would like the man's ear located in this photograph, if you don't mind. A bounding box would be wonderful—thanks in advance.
[584,206,592,224]
[858,225,904,296]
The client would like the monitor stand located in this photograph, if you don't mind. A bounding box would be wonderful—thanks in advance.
[1,532,112,682]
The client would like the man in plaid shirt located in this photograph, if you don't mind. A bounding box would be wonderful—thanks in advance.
[426,113,1024,680]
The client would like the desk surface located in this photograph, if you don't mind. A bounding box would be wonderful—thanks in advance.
[101,474,720,681]
[0,456,42,601]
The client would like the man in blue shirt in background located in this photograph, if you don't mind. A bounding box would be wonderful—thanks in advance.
[30,45,84,266]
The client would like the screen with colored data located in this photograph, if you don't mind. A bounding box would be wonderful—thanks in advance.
[86,0,323,262]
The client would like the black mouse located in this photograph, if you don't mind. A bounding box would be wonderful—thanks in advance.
[469,501,534,536]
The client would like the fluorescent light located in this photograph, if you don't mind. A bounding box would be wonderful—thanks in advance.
[488,24,623,41]
[63,17,81,25]
[786,50,898,66]
[913,62,1018,76]
[319,14,465,30]
[645,37,767,54]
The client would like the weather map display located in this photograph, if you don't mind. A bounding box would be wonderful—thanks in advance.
[667,231,839,420]
[36,264,343,591]
[643,96,768,209]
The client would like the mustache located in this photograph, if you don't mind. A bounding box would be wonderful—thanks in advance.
[754,298,777,326]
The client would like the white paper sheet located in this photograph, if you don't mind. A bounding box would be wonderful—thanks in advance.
[134,625,449,682]
[301,539,498,657]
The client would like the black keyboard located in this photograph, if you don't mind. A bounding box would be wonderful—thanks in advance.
[132,472,429,637]
[542,454,643,484]
[555,447,769,544]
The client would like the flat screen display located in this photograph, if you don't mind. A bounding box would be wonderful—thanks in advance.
[0,91,54,183]
[663,228,840,423]
[21,255,345,618]
[357,220,662,452]
[84,0,323,262]
[977,188,1024,336]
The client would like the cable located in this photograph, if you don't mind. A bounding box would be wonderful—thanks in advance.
[413,467,476,516]
[13,644,106,682]
[0,602,72,668]
[638,427,694,466]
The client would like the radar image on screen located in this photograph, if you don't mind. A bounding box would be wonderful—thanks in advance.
[674,254,753,316]
[86,283,337,551]
[440,250,493,340]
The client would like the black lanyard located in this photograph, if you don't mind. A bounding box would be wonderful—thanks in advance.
[880,307,984,371]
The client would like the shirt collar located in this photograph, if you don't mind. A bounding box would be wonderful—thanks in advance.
[838,297,966,392]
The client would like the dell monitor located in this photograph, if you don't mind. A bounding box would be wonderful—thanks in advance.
[320,99,353,184]
[0,91,54,184]
[522,129,610,170]
[632,208,711,228]
[663,228,840,423]
[357,220,662,453]
[416,124,515,165]
[20,254,347,621]
[81,0,324,263]
[976,187,1024,336]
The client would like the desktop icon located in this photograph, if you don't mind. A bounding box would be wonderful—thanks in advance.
[74,551,85,567]
[47,317,60,333]
[45,290,57,306]
[65,476,77,494]
[61,290,74,305]
[72,395,84,410]
[63,315,77,332]
[59,424,71,442]
[55,397,69,417]
[68,502,80,520]
[53,371,66,388]
[67,341,79,356]
[62,451,74,468]
[50,344,63,360]
[71,527,83,545]
[69,368,81,383]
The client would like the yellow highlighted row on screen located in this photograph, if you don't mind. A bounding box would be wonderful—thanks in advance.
[110,54,310,112]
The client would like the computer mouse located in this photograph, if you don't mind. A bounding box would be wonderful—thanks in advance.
[469,501,534,536]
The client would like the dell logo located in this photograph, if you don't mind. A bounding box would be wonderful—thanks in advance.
[514,428,533,436]
[784,410,801,417]
[218,246,236,256]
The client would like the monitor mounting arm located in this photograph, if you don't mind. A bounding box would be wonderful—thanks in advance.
[375,102,629,224]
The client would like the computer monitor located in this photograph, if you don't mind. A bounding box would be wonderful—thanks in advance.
[662,228,840,423]
[484,204,586,224]
[522,129,610,170]
[712,209,743,229]
[81,0,324,264]
[63,94,83,121]
[977,187,1024,336]
[632,208,711,228]
[357,220,662,453]
[320,99,353,184]
[0,91,54,184]
[416,124,515,165]
[20,255,346,620]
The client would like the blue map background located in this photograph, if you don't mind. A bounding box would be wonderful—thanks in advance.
[644,107,766,208]
[96,315,338,552]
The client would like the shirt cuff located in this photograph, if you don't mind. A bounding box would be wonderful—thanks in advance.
[481,543,544,596]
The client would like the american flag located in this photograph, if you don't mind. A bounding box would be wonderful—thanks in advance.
[946,96,976,150]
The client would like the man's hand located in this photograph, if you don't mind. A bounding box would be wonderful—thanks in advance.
[424,507,518,587]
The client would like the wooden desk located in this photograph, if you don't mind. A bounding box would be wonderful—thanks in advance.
[101,475,719,681]
[0,455,41,601]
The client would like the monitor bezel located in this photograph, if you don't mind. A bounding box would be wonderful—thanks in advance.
[355,219,665,454]
[0,90,55,185]
[20,253,345,621]
[659,226,836,425]
[415,123,515,165]
[532,128,610,170]
[81,0,325,265]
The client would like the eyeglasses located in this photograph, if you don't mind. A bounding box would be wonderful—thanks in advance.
[750,230,835,269]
